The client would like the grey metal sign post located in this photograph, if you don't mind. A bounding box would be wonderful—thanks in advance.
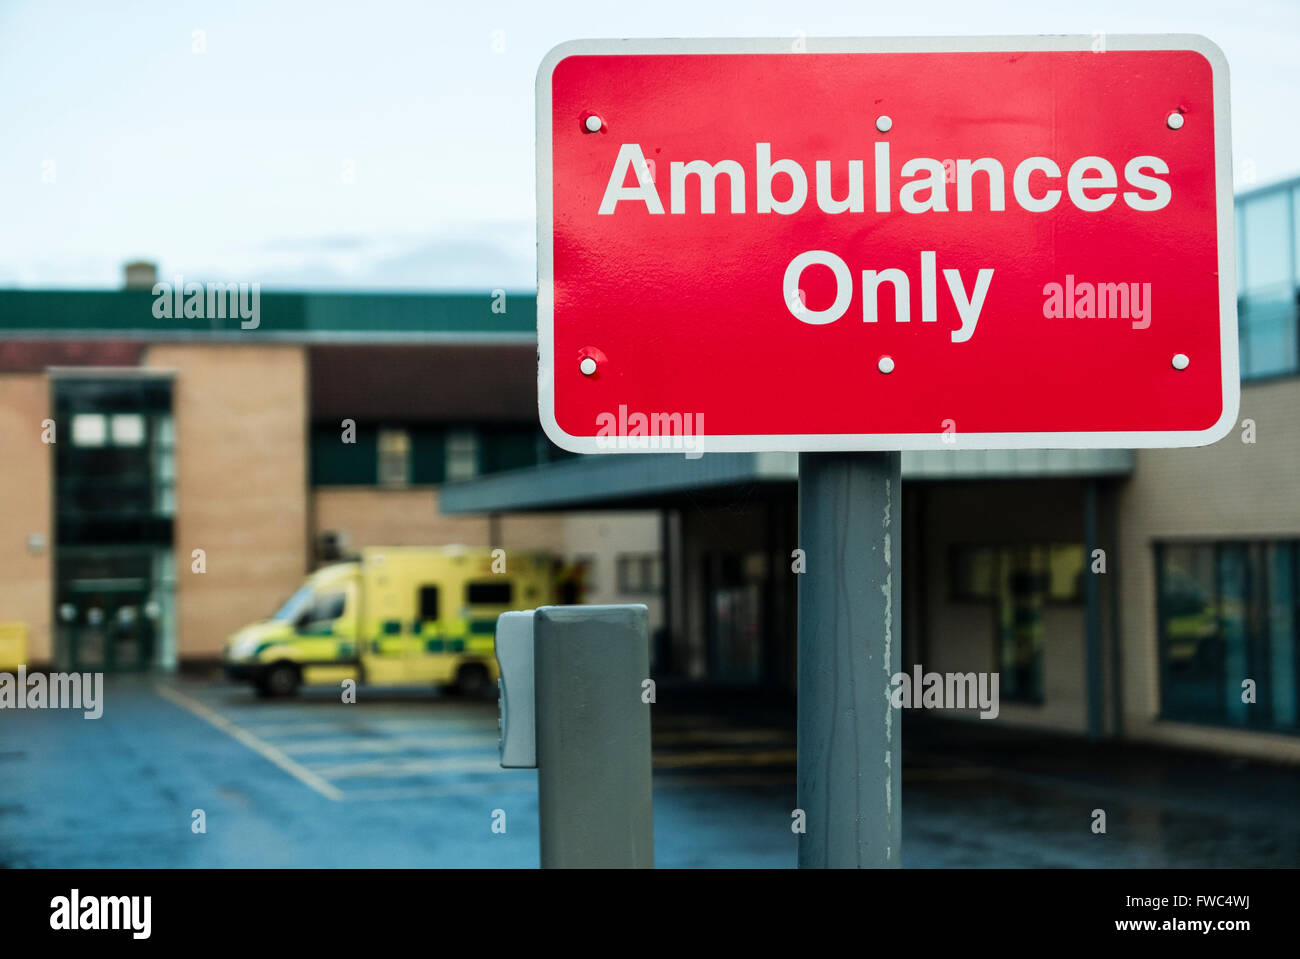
[496,604,653,868]
[797,452,902,868]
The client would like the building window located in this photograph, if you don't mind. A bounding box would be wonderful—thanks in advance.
[617,554,662,595]
[377,428,410,486]
[1158,541,1299,733]
[951,546,999,602]
[949,544,1086,704]
[1238,187,1299,380]
[71,413,108,447]
[574,554,597,592]
[417,585,439,624]
[445,430,478,482]
[466,581,512,605]
[53,374,175,674]
[109,413,145,446]
[951,544,1084,604]
[151,413,175,517]
[71,412,152,448]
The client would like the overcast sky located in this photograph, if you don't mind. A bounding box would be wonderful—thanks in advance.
[2,0,1295,290]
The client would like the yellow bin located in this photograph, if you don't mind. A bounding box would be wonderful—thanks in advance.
[0,623,27,672]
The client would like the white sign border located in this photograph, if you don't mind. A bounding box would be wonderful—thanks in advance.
[535,34,1238,453]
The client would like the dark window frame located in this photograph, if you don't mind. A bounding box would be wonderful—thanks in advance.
[1156,538,1300,735]
[946,542,1088,707]
[466,581,512,605]
[616,554,662,596]
[948,543,1087,607]
[418,585,439,623]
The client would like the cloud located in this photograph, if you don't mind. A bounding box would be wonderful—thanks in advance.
[208,225,536,291]
[0,224,538,292]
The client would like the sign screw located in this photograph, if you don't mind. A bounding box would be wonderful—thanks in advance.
[579,356,598,375]
[584,114,603,133]
[1166,111,1185,130]
[877,356,895,374]
[1172,353,1190,370]
[875,115,893,133]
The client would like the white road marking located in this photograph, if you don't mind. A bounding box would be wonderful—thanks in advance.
[278,734,499,756]
[155,684,346,802]
[340,779,537,802]
[241,718,487,737]
[311,755,507,779]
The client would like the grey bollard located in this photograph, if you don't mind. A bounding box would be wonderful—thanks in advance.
[533,604,653,868]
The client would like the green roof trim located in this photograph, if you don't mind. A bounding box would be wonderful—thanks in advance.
[0,289,537,338]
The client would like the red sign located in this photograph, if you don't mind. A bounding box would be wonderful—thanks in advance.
[537,36,1236,452]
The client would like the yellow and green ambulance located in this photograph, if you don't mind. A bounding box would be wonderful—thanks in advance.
[223,546,555,697]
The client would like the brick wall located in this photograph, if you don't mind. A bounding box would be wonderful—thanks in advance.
[145,344,310,658]
[0,374,52,663]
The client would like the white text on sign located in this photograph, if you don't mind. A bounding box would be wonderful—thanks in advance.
[597,142,1172,343]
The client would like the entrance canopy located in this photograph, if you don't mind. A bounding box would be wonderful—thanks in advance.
[439,449,1133,515]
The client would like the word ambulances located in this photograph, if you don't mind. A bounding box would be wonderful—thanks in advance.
[598,143,1173,342]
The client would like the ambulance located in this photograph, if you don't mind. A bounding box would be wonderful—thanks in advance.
[222,546,558,697]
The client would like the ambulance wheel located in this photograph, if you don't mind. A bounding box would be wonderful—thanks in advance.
[257,662,301,698]
[455,663,490,697]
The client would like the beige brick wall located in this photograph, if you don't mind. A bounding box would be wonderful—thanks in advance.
[501,512,572,553]
[1117,376,1300,761]
[145,344,309,658]
[560,511,664,629]
[314,487,492,551]
[311,487,567,555]
[0,374,52,664]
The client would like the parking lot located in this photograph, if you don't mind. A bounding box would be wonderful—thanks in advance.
[2,677,1297,868]
[0,677,799,867]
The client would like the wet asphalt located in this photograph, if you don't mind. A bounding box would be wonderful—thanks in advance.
[1,676,1296,868]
